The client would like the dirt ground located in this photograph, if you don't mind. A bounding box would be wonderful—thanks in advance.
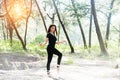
[0,53,119,80]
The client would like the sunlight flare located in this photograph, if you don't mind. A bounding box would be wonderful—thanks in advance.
[7,0,30,21]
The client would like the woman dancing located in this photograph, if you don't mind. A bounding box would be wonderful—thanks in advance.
[40,25,66,76]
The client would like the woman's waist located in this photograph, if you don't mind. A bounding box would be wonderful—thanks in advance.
[47,45,55,48]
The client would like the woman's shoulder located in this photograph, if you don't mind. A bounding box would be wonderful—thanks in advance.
[47,32,51,35]
[46,33,51,38]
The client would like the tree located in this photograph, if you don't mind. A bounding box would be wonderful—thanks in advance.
[24,0,32,46]
[4,0,32,50]
[0,1,13,45]
[43,0,56,24]
[6,14,26,50]
[52,0,74,53]
[47,13,56,24]
[7,19,13,46]
[105,0,115,48]
[34,0,47,33]
[119,25,120,46]
[91,0,108,55]
[1,19,6,40]
[89,4,93,48]
[71,0,87,49]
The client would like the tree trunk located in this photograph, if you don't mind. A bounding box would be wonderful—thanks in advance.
[6,27,9,39]
[91,0,108,55]
[8,26,13,46]
[119,25,120,46]
[2,19,6,40]
[89,5,93,48]
[35,0,47,33]
[105,0,115,48]
[5,15,13,46]
[24,17,29,46]
[4,0,26,50]
[71,0,87,49]
[52,0,74,53]
[57,23,61,41]
[24,0,32,46]
[47,13,56,24]
[7,15,26,50]
[6,17,13,46]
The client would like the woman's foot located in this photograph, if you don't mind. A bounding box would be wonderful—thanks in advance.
[57,65,60,74]
[47,70,51,77]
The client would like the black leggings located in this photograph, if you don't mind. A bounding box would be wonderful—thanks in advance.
[47,47,62,71]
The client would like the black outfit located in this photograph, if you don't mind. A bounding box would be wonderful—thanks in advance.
[46,33,62,71]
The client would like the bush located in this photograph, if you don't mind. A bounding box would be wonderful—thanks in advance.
[30,34,45,45]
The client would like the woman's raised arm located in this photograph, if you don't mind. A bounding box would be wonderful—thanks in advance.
[40,38,49,46]
[56,40,66,44]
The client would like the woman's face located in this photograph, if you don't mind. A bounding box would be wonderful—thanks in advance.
[50,26,56,33]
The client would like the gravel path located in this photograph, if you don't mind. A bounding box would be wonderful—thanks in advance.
[0,53,119,80]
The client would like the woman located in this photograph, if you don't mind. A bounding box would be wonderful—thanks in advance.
[40,25,66,76]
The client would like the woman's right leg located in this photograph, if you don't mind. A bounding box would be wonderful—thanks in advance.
[47,49,53,75]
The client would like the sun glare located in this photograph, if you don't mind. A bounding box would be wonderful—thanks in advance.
[14,4,22,16]
[8,0,29,21]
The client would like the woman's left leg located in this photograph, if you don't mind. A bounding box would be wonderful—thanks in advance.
[53,48,62,65]
[53,48,62,73]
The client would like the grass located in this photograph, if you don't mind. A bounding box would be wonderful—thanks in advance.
[64,59,74,65]
[0,40,120,60]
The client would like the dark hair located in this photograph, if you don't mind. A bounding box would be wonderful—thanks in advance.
[47,25,57,35]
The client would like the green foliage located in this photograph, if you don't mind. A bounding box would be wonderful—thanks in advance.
[65,2,90,18]
[31,34,45,45]
[63,57,74,65]
[0,40,22,52]
[26,34,47,56]
[0,39,120,60]
[0,34,46,56]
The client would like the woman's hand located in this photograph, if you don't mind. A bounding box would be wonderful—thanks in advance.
[40,43,45,46]
[56,40,67,44]
[40,38,48,46]
[62,40,67,43]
